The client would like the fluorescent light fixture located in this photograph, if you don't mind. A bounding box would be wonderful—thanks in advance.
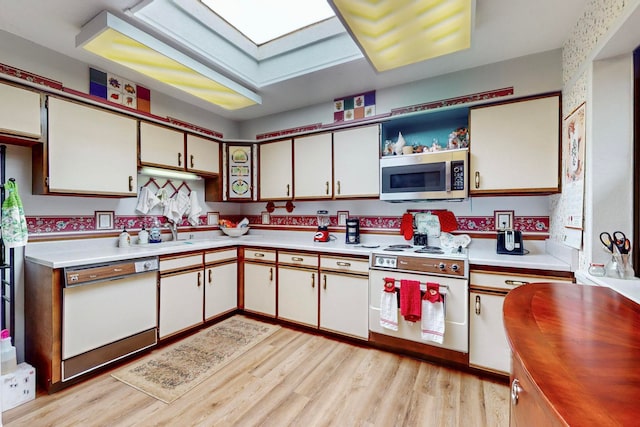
[139,166,202,181]
[76,11,261,110]
[328,0,474,72]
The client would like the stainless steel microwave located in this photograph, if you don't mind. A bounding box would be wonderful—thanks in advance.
[380,148,468,201]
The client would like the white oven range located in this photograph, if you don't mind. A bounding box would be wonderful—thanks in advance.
[368,244,469,358]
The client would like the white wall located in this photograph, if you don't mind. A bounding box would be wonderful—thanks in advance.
[239,49,564,139]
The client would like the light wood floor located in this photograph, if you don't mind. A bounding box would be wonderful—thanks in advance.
[4,324,509,426]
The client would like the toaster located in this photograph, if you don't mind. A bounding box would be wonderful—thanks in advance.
[497,230,525,255]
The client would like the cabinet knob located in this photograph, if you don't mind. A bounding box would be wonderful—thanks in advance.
[511,379,522,405]
[474,171,480,189]
[475,295,481,315]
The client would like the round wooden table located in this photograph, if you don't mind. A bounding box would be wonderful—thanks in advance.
[504,282,640,426]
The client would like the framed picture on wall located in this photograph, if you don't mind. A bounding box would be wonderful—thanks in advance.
[95,211,114,230]
[207,212,220,226]
[337,211,349,226]
[494,210,514,231]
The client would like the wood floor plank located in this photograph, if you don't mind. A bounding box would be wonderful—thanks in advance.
[5,322,509,427]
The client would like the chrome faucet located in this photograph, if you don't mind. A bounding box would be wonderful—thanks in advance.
[165,221,178,241]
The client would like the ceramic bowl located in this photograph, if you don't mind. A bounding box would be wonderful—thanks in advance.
[220,226,249,237]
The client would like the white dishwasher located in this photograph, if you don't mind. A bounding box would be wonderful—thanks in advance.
[62,257,158,381]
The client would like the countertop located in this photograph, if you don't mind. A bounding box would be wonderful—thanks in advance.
[25,229,573,272]
[504,283,640,426]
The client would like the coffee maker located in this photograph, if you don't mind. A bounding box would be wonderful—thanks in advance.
[345,217,360,244]
[314,210,330,242]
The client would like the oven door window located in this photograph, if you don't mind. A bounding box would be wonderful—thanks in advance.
[381,162,446,194]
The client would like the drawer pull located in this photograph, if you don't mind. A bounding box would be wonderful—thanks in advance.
[311,273,315,288]
[292,257,304,262]
[474,171,480,189]
[475,295,481,315]
[254,253,265,257]
[505,280,529,286]
[336,261,351,267]
[511,379,522,405]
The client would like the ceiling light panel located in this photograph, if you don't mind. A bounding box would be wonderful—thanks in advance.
[77,11,261,110]
[329,0,473,72]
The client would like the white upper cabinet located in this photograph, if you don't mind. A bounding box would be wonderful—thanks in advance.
[469,93,561,195]
[333,124,380,198]
[259,139,293,200]
[186,133,219,175]
[294,132,333,199]
[46,97,137,196]
[0,82,42,139]
[139,122,185,170]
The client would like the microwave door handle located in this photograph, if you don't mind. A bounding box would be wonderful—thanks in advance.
[445,161,451,192]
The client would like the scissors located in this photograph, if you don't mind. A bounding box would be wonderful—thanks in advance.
[600,231,629,254]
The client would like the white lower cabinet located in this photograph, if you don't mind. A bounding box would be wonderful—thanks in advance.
[159,253,205,339]
[204,249,238,320]
[277,251,319,327]
[320,272,369,339]
[469,290,510,374]
[278,266,319,327]
[469,270,574,374]
[243,248,277,317]
[319,255,369,340]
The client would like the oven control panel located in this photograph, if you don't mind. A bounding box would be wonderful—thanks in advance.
[371,254,467,278]
[372,254,398,269]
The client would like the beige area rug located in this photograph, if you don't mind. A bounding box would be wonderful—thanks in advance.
[111,316,280,403]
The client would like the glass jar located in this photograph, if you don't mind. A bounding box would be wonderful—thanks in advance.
[588,263,605,277]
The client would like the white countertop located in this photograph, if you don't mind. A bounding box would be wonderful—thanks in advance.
[575,270,640,305]
[25,229,573,272]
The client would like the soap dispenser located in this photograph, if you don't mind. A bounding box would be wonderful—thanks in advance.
[138,226,149,245]
[118,227,131,247]
[149,218,162,243]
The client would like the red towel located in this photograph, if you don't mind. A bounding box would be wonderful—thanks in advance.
[400,279,421,322]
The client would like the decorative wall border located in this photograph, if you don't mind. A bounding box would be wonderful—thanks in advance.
[25,214,549,235]
[390,87,514,116]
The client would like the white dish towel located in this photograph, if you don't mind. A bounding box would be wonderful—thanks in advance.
[380,277,398,331]
[187,190,202,226]
[421,282,445,344]
[135,186,160,214]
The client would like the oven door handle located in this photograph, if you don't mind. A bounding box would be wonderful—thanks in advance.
[445,160,452,192]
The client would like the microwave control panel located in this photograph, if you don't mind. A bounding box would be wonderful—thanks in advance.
[451,160,465,190]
